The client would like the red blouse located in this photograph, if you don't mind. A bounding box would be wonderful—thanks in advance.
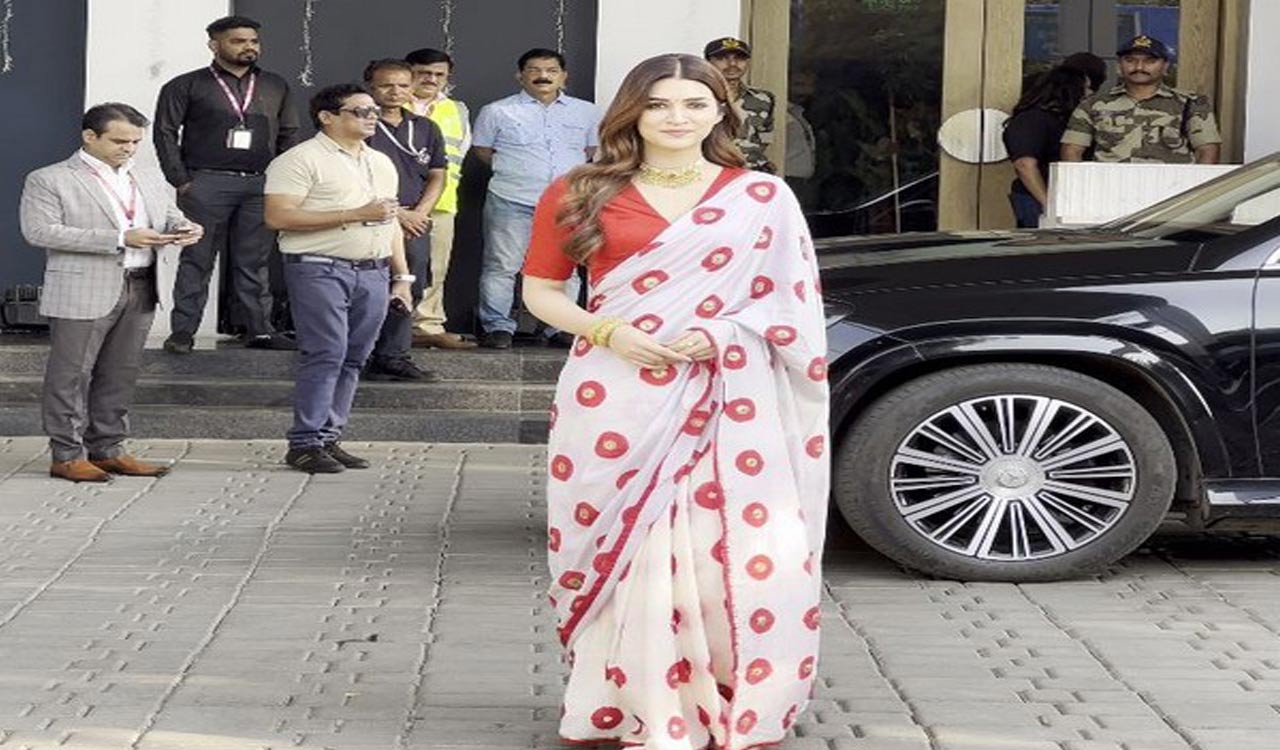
[522,167,748,285]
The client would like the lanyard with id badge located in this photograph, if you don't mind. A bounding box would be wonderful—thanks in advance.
[88,169,140,228]
[375,119,434,167]
[210,66,257,150]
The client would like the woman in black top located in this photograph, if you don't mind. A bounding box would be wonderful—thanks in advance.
[1002,66,1091,227]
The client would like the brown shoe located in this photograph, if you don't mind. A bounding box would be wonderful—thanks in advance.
[413,332,478,349]
[50,459,112,483]
[91,454,171,477]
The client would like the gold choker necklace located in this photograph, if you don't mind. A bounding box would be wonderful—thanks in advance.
[636,159,704,188]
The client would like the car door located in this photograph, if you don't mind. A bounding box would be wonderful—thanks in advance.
[1249,229,1280,476]
[1160,174,1280,478]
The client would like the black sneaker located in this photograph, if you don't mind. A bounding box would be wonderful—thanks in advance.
[245,332,298,351]
[545,331,575,349]
[479,330,514,349]
[285,446,345,474]
[364,359,440,382]
[325,442,370,469]
[163,333,193,355]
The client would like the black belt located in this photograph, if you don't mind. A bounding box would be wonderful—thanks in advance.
[193,168,264,177]
[123,267,154,279]
[284,254,389,270]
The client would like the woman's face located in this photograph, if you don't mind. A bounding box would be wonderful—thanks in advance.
[636,77,723,154]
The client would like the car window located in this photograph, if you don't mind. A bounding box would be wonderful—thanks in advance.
[1101,158,1280,240]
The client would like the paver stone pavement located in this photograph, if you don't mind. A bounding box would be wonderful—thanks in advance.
[0,437,1278,749]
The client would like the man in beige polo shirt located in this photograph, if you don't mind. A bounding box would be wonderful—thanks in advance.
[264,83,415,474]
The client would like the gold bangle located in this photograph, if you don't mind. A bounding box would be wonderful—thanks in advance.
[586,318,602,346]
[606,322,627,346]
[588,319,608,347]
[597,321,622,348]
[589,317,625,347]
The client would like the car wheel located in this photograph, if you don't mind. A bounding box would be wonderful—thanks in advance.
[834,363,1176,581]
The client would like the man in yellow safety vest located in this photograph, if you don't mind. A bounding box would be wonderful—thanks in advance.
[404,47,476,349]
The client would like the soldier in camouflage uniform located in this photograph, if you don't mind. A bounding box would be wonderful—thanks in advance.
[704,37,777,173]
[1061,35,1221,164]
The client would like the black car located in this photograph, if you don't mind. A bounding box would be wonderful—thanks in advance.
[820,154,1280,581]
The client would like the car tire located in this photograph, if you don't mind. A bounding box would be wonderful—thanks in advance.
[834,363,1176,581]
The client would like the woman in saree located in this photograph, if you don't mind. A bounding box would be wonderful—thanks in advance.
[521,53,830,750]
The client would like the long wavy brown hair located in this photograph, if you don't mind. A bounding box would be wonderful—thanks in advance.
[557,53,745,264]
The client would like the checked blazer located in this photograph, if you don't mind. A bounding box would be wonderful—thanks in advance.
[20,154,187,320]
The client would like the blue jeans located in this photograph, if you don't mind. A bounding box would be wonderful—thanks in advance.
[478,192,581,335]
[284,259,389,449]
[1010,191,1043,228]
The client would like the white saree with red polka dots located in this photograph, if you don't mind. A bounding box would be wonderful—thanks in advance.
[545,174,830,750]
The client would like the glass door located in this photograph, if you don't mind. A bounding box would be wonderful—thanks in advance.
[774,0,1218,234]
[1025,1,1183,86]
[786,0,947,236]
[942,0,1205,231]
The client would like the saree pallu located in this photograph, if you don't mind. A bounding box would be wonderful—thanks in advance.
[546,174,830,750]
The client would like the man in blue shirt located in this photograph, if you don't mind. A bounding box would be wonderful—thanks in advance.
[472,48,599,349]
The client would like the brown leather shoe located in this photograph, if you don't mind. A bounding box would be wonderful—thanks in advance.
[50,459,112,483]
[91,454,171,477]
[413,332,478,349]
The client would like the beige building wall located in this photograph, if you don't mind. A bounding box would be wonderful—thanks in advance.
[85,0,233,347]
[594,0,742,105]
[1244,0,1280,161]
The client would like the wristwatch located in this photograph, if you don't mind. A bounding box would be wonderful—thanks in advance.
[392,274,416,283]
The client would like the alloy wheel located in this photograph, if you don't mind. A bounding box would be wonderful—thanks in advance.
[889,394,1137,561]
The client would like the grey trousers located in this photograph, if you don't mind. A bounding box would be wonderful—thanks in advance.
[43,274,156,462]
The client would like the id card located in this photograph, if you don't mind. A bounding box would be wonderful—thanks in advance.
[226,127,254,150]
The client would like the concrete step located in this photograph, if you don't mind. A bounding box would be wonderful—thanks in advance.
[0,344,568,383]
[0,375,555,413]
[0,404,551,443]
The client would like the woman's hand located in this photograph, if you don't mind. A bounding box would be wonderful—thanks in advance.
[666,330,716,361]
[608,325,691,368]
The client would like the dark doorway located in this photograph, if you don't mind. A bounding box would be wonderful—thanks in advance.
[0,0,88,290]
[787,0,945,237]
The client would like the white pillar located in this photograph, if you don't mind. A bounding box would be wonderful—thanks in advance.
[1244,0,1280,162]
[85,0,231,348]
[594,0,741,106]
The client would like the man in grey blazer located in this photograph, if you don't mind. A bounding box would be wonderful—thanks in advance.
[20,103,205,482]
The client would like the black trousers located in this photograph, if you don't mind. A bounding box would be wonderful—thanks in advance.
[370,232,430,365]
[172,171,274,337]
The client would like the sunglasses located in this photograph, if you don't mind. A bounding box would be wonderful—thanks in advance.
[338,106,381,119]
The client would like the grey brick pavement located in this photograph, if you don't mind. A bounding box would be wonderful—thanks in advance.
[1,436,1279,749]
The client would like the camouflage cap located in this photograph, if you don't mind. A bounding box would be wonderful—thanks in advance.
[704,37,752,59]
[1116,35,1172,60]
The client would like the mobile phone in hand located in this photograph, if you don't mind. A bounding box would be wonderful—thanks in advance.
[390,296,411,316]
